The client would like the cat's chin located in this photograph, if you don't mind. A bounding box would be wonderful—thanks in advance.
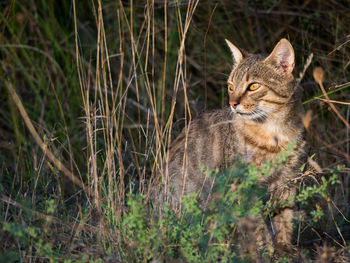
[234,108,269,122]
[230,105,270,122]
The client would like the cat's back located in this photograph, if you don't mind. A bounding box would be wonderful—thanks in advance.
[162,107,236,208]
[169,107,234,167]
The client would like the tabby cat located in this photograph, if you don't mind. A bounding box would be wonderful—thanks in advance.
[155,38,306,250]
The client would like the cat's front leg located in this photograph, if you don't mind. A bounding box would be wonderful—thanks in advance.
[269,183,297,252]
[273,207,294,249]
[237,214,274,260]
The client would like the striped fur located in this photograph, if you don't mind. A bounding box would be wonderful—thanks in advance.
[154,39,306,250]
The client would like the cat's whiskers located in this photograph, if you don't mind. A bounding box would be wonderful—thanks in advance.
[236,105,271,122]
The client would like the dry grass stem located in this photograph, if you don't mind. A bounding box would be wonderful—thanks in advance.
[6,82,91,195]
[313,67,350,130]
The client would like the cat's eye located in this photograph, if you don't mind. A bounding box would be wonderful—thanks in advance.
[248,83,261,91]
[228,84,235,92]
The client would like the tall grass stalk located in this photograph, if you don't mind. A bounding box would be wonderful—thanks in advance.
[1,1,350,261]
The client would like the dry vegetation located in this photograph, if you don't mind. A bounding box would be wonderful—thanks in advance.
[1,0,350,262]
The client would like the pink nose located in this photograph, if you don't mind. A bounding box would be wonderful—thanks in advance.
[229,101,239,109]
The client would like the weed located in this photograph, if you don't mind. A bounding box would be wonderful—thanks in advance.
[1,0,350,262]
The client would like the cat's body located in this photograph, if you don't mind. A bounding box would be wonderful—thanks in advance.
[154,39,306,249]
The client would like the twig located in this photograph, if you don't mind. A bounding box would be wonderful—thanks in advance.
[313,67,350,130]
[296,53,313,85]
[302,110,350,159]
[6,82,91,196]
[302,82,350,105]
[1,194,60,223]
[307,128,350,160]
[315,97,350,105]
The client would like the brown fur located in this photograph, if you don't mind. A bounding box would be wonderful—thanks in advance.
[153,39,306,250]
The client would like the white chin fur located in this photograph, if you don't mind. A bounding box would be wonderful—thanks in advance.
[239,113,257,120]
[240,110,269,121]
[234,106,270,121]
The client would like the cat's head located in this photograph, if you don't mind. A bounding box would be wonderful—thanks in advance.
[225,38,297,122]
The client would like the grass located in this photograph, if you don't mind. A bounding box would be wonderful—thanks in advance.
[1,0,350,262]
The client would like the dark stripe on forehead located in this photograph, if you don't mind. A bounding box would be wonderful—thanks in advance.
[238,56,257,78]
[229,55,261,83]
[245,73,250,82]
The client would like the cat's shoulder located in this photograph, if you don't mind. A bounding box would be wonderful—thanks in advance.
[171,107,233,143]
[194,107,233,125]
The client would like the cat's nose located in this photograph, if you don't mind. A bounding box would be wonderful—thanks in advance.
[229,100,239,109]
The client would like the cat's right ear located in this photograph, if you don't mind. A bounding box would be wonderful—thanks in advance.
[225,39,243,67]
[265,38,295,75]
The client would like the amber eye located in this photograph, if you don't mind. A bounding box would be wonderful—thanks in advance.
[248,83,261,91]
[228,84,235,92]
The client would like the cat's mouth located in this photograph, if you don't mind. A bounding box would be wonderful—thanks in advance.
[232,106,269,122]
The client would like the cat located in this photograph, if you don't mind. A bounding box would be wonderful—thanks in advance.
[154,38,306,251]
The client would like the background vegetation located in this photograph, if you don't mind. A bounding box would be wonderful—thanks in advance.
[1,0,350,262]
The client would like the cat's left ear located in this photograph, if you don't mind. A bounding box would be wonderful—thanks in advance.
[265,38,295,75]
[225,39,243,67]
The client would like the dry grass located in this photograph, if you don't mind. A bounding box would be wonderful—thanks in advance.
[1,0,350,261]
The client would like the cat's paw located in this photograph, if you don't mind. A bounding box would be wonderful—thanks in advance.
[274,242,297,259]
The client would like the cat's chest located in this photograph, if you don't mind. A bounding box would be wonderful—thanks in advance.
[235,122,293,165]
[239,144,278,165]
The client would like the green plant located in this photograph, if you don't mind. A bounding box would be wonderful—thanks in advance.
[120,145,302,262]
[1,0,350,262]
